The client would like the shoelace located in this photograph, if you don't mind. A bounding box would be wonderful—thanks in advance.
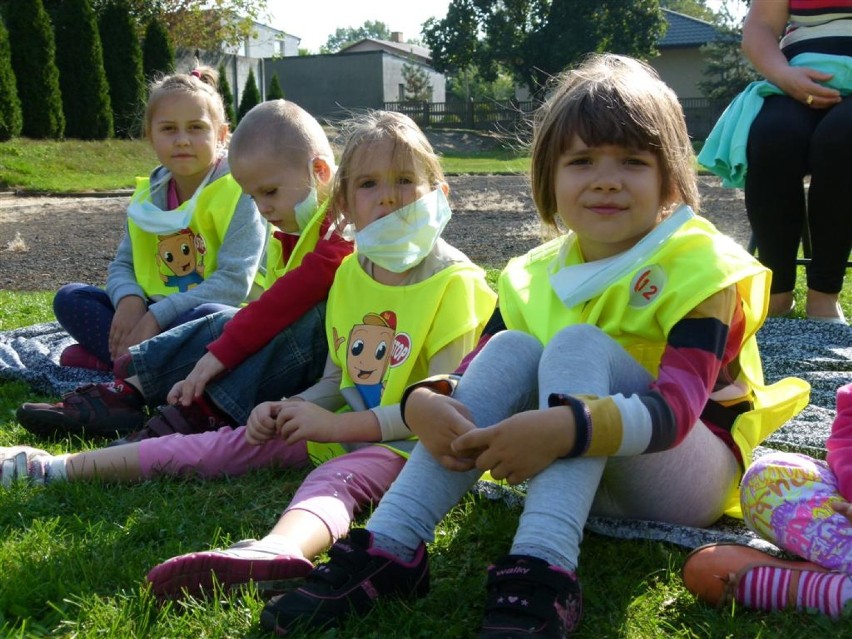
[309,541,372,589]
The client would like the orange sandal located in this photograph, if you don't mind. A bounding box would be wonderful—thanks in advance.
[681,542,827,607]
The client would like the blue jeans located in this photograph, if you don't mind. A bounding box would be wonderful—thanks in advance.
[54,283,231,365]
[129,303,328,424]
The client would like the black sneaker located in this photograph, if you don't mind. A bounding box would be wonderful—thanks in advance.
[259,528,430,635]
[478,555,582,638]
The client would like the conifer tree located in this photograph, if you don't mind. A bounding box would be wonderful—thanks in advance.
[0,16,22,141]
[217,63,236,127]
[267,74,284,100]
[53,0,113,139]
[236,67,261,124]
[4,0,64,138]
[98,0,145,138]
[143,15,174,82]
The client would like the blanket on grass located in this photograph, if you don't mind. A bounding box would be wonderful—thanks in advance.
[1,318,850,552]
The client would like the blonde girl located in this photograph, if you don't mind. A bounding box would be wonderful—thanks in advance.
[49,66,266,371]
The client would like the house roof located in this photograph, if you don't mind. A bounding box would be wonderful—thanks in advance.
[339,38,431,64]
[659,8,728,48]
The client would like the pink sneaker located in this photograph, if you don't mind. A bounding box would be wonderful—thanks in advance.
[146,540,314,600]
[59,344,110,371]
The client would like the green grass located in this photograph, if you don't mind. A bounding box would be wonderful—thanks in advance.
[0,139,527,193]
[0,136,846,636]
[0,292,843,638]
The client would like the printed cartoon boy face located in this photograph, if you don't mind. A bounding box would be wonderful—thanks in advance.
[156,229,200,276]
[346,311,397,386]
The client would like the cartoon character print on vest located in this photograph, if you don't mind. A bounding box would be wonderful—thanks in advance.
[155,229,207,292]
[332,310,411,409]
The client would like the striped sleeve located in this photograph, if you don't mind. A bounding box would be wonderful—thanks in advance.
[557,286,740,458]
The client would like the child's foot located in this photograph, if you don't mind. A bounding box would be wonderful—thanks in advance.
[478,555,582,638]
[58,344,111,371]
[146,539,313,600]
[109,402,235,446]
[16,382,146,439]
[260,528,430,634]
[767,292,795,317]
[681,542,849,617]
[0,446,53,487]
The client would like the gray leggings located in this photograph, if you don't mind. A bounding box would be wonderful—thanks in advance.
[367,326,740,571]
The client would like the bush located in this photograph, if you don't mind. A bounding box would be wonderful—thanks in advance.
[236,67,260,124]
[267,73,284,100]
[4,0,64,139]
[53,0,113,139]
[142,15,174,82]
[98,0,145,138]
[217,63,236,128]
[0,17,22,141]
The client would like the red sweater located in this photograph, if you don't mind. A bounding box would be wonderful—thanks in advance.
[207,218,353,368]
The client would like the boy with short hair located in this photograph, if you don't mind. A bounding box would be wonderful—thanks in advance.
[16,100,352,440]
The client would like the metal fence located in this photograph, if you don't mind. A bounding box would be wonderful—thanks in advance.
[384,97,728,141]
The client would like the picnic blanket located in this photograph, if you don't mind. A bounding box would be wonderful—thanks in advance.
[1,318,850,552]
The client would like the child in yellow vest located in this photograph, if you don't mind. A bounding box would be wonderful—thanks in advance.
[17,100,351,441]
[1,112,496,603]
[52,66,266,371]
[259,54,809,637]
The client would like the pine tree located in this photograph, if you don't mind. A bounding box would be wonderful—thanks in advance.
[98,0,145,138]
[236,67,261,124]
[0,16,22,141]
[402,59,432,102]
[53,0,113,139]
[142,15,174,82]
[267,74,284,100]
[217,63,236,127]
[4,0,65,138]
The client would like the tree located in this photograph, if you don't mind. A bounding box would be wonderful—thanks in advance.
[698,1,758,102]
[267,73,284,100]
[217,63,236,126]
[0,16,22,141]
[98,0,145,138]
[143,15,175,82]
[402,59,432,102]
[236,67,260,123]
[53,0,113,139]
[424,0,667,97]
[91,0,268,51]
[447,65,515,102]
[320,20,392,54]
[4,0,64,138]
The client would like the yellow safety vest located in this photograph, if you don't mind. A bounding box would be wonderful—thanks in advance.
[308,255,497,465]
[260,201,329,290]
[127,175,243,297]
[499,215,809,517]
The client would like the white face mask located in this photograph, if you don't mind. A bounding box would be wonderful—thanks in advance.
[294,185,318,232]
[127,167,215,234]
[354,188,452,273]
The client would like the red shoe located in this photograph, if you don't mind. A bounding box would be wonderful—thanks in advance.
[146,540,313,600]
[59,344,111,371]
[16,382,146,439]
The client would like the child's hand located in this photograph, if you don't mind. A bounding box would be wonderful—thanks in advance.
[116,311,160,356]
[831,499,852,524]
[274,401,337,444]
[109,296,147,359]
[168,352,226,406]
[404,387,478,472]
[452,407,576,485]
[245,401,284,445]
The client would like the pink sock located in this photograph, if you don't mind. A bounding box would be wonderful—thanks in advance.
[738,566,851,618]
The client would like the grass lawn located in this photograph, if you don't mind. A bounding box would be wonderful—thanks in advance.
[0,139,845,637]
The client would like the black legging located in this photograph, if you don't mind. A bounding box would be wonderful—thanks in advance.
[745,94,852,294]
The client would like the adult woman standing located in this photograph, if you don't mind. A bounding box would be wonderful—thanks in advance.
[741,0,851,322]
